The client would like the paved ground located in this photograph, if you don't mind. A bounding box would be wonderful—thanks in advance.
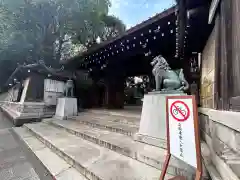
[0,110,54,180]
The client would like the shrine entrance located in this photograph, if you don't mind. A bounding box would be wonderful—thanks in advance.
[63,3,212,109]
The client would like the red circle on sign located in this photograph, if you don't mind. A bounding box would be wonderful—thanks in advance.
[170,100,190,122]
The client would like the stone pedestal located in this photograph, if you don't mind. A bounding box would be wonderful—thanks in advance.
[134,91,185,147]
[55,98,78,120]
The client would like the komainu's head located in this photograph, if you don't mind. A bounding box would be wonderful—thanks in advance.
[151,55,170,70]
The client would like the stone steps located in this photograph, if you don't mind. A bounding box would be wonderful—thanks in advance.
[69,115,138,137]
[45,118,195,178]
[13,127,87,180]
[76,112,140,126]
[86,109,141,119]
[23,122,174,180]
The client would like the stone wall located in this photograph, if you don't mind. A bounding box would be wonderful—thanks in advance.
[200,21,218,108]
[198,108,240,179]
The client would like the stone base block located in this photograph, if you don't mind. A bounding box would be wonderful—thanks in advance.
[54,98,77,120]
[0,102,46,126]
[134,133,167,148]
[136,91,185,146]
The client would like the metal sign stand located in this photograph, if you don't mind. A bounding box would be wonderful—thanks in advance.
[160,95,202,180]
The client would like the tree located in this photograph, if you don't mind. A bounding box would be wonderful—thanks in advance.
[101,15,126,41]
[0,0,126,87]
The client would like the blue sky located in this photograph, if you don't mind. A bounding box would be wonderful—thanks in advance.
[109,0,176,29]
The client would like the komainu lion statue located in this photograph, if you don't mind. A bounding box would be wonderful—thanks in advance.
[151,55,189,91]
[64,79,74,97]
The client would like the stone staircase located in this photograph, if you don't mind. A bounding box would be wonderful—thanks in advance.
[13,111,217,180]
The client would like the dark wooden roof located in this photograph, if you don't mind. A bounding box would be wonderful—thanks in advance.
[4,63,72,88]
[62,6,176,66]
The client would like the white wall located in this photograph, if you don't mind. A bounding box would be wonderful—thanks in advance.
[44,79,65,106]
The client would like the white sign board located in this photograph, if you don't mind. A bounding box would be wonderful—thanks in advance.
[167,97,197,168]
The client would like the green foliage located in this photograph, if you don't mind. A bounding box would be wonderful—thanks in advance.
[0,0,126,87]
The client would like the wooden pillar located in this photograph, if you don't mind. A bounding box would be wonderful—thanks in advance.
[228,0,240,110]
[89,81,101,108]
[215,0,233,110]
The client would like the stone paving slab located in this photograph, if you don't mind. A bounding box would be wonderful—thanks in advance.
[24,122,173,180]
[13,127,87,180]
[0,129,40,180]
[56,167,86,180]
[35,148,71,176]
[48,119,195,177]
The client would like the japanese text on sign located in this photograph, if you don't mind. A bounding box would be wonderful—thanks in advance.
[167,97,197,168]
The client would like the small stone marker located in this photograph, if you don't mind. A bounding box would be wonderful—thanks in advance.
[160,95,202,180]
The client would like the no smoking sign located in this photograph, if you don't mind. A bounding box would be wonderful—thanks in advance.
[170,100,190,122]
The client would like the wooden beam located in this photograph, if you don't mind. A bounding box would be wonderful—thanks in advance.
[209,0,221,24]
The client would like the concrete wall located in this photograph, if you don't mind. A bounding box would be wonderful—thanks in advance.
[199,108,240,179]
[44,79,65,106]
[200,22,218,109]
